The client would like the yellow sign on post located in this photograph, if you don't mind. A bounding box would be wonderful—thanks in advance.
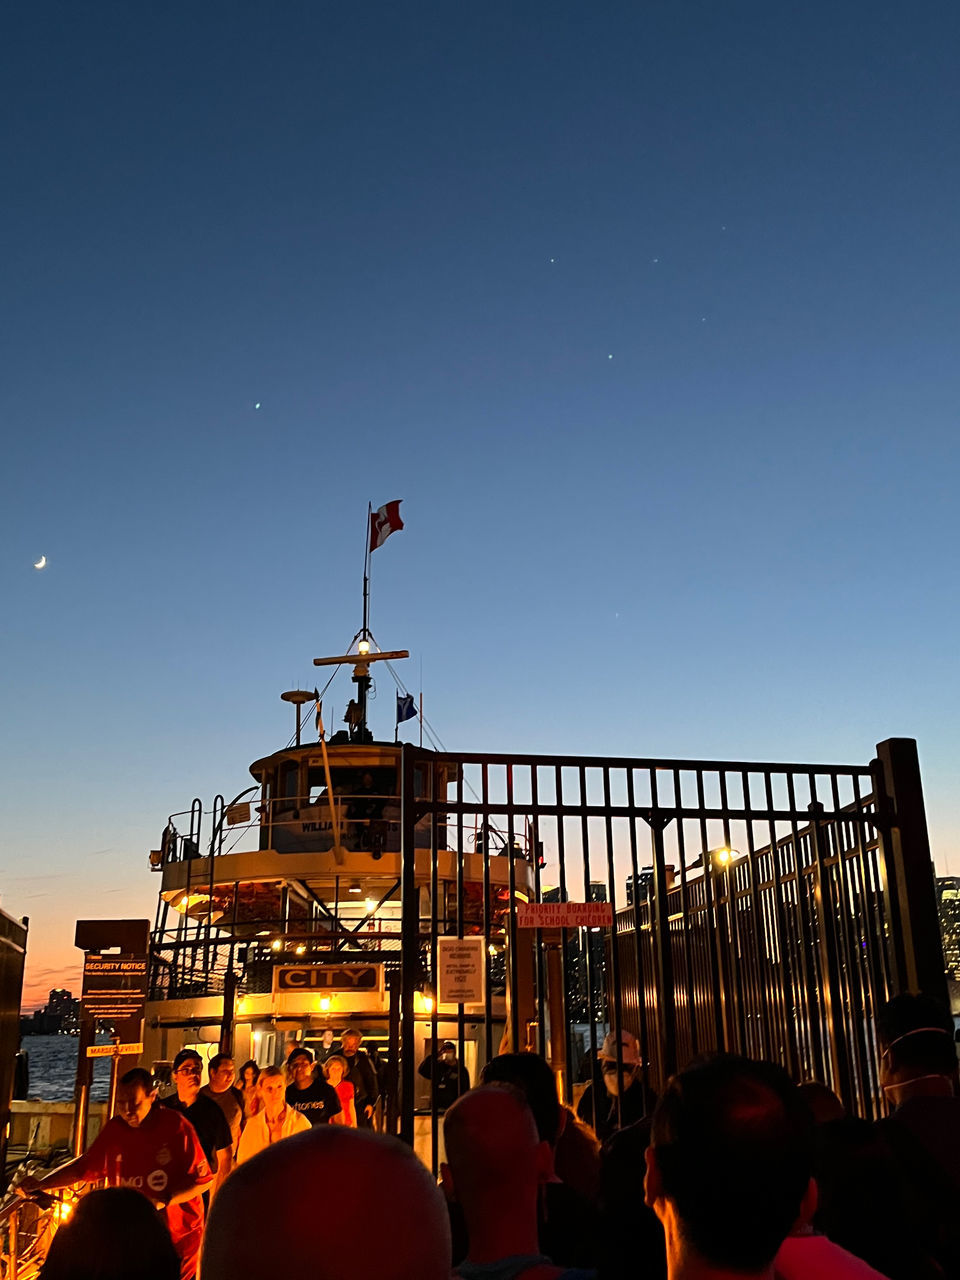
[86,1042,143,1059]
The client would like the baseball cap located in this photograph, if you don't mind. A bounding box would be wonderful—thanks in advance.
[599,1029,641,1065]
[172,1049,203,1073]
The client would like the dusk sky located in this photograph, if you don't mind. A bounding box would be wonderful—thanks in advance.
[3,1,958,1008]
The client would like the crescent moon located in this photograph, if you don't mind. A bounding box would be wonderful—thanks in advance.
[33,555,46,570]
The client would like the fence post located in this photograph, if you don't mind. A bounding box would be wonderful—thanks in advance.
[875,739,948,1005]
[809,804,855,1112]
[399,744,418,1147]
[650,817,677,1081]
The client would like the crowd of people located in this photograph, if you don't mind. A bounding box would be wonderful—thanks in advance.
[16,994,960,1280]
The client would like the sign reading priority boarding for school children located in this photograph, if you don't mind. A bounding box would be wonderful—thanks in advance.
[516,901,614,929]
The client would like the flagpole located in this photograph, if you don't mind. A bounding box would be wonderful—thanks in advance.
[419,691,423,748]
[362,502,371,641]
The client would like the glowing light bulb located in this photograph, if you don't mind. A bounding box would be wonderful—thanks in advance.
[358,639,370,656]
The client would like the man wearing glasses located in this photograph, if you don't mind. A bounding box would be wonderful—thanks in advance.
[163,1049,234,1200]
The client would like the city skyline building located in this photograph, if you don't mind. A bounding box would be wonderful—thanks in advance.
[936,876,960,982]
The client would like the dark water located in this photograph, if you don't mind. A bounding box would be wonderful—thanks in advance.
[21,1035,112,1102]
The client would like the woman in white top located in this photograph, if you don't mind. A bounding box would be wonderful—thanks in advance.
[237,1065,310,1164]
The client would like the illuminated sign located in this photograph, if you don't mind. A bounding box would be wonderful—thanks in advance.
[273,965,381,993]
[81,954,148,1020]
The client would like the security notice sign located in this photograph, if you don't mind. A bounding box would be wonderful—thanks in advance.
[516,901,614,929]
[81,954,148,1020]
[437,937,485,1005]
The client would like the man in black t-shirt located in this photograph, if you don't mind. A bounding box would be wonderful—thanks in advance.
[285,1046,342,1126]
[162,1049,233,1202]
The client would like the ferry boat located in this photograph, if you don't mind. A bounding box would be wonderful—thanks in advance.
[145,631,534,1142]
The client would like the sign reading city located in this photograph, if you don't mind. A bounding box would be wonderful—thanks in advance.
[87,1042,144,1059]
[516,901,614,929]
[437,937,486,1005]
[273,964,381,993]
[81,954,148,1021]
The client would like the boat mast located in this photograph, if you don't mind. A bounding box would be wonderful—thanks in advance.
[359,506,373,736]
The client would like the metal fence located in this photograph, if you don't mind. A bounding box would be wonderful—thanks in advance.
[398,737,945,1148]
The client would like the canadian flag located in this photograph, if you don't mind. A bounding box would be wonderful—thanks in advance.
[369,500,404,552]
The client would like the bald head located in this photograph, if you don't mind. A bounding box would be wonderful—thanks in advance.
[202,1126,450,1280]
[443,1085,546,1201]
[442,1087,550,1260]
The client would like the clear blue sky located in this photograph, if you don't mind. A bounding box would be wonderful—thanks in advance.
[2,1,958,1006]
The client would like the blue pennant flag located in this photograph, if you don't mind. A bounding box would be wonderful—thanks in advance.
[396,692,417,724]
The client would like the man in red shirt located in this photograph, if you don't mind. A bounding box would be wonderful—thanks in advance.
[17,1067,212,1280]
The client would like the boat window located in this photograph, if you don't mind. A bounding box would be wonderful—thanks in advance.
[276,760,300,812]
[305,766,397,802]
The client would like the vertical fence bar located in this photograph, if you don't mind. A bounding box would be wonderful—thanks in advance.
[809,799,854,1111]
[695,773,726,1053]
[626,770,653,1093]
[481,763,493,1065]
[672,773,698,1059]
[506,763,521,1052]
[603,768,625,1126]
[429,761,440,1173]
[785,773,826,1084]
[650,808,677,1081]
[579,766,599,1071]
[399,744,418,1148]
[718,772,749,1053]
[739,790,770,1061]
[555,766,573,1103]
[763,772,799,1078]
[456,758,466,1089]
[530,767,547,1058]
[828,773,871,1112]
